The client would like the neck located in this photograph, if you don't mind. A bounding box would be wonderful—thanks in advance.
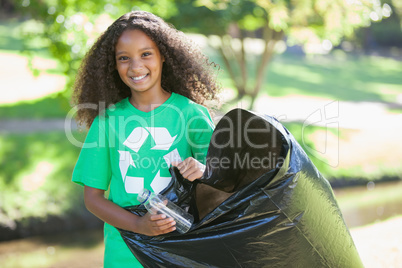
[129,89,171,113]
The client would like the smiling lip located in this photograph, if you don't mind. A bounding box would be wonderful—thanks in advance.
[130,74,148,82]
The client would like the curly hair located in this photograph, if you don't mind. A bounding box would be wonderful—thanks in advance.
[73,11,220,129]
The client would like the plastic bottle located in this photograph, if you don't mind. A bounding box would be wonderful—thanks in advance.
[137,188,194,234]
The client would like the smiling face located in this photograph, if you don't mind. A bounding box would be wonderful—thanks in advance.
[115,29,164,97]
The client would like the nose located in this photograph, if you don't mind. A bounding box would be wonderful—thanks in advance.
[129,58,143,71]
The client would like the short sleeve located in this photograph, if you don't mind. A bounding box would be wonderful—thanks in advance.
[72,116,112,190]
[187,105,215,164]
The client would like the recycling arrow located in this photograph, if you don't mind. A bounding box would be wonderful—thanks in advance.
[123,127,149,153]
[119,126,181,194]
[123,127,176,152]
[150,171,172,194]
[123,171,172,194]
[125,176,144,194]
[163,148,182,167]
[118,150,136,182]
[145,127,177,150]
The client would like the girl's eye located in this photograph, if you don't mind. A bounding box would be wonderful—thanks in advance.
[142,52,151,57]
[118,56,129,61]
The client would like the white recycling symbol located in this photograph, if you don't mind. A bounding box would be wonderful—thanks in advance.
[118,127,182,194]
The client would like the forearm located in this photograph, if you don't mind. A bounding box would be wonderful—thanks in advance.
[84,186,140,232]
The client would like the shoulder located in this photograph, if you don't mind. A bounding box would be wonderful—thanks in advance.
[172,93,210,117]
[172,94,214,131]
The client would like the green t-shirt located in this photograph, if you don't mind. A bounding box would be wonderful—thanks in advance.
[72,93,214,267]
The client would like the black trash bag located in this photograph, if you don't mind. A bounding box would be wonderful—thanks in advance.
[119,108,363,268]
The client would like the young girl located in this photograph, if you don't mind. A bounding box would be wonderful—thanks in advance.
[72,11,220,267]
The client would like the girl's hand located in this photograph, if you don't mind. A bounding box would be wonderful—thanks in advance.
[84,186,175,236]
[172,157,205,182]
[136,212,176,236]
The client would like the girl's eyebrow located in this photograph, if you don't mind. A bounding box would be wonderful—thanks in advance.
[115,47,156,56]
[139,47,156,51]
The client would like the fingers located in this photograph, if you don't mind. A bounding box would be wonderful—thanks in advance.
[138,212,176,236]
[149,214,176,233]
[172,159,194,173]
[172,157,205,182]
[149,213,168,221]
[187,172,202,182]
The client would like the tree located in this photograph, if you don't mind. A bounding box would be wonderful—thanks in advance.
[353,0,402,50]
[169,0,389,108]
[16,0,390,108]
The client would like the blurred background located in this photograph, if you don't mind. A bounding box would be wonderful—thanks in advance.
[0,0,401,267]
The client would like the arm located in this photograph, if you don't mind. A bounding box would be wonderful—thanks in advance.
[84,186,176,236]
[174,105,213,181]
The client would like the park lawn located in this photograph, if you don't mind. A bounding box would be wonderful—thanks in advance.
[0,131,87,226]
[0,93,71,119]
[284,122,402,182]
[261,51,402,103]
[0,229,104,268]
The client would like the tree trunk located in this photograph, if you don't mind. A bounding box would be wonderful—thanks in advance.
[219,34,248,100]
[249,29,284,109]
[218,25,284,109]
[239,30,248,97]
[217,44,241,91]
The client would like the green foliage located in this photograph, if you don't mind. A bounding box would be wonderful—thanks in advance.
[179,0,382,46]
[390,0,402,27]
[0,131,87,227]
[344,0,402,49]
[0,20,26,51]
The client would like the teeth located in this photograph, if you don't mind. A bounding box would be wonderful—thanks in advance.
[131,74,147,81]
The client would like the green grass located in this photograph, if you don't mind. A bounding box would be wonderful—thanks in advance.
[212,49,402,105]
[334,181,402,227]
[0,131,87,225]
[387,107,402,114]
[263,51,402,102]
[283,122,336,179]
[282,122,402,181]
[0,229,103,268]
[0,93,71,119]
[335,181,402,210]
